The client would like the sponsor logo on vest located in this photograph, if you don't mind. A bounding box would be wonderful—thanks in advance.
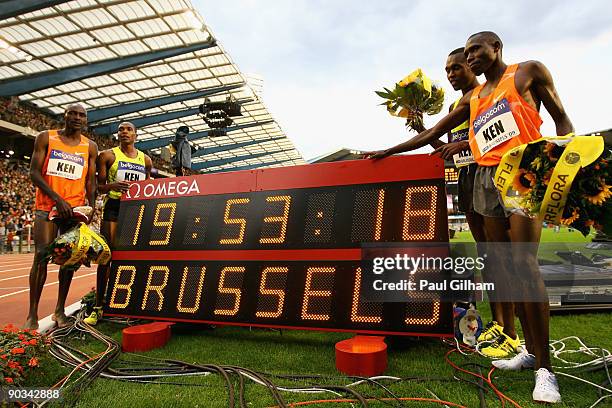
[50,149,85,165]
[118,161,145,172]
[451,128,469,143]
[543,174,570,223]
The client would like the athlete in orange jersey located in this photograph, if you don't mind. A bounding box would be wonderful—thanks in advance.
[367,32,573,403]
[24,104,98,330]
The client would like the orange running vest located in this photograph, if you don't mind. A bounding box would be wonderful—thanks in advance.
[468,64,543,166]
[35,130,90,212]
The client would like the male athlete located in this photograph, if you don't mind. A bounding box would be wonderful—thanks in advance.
[367,32,573,403]
[25,104,98,330]
[84,122,151,325]
[367,48,513,347]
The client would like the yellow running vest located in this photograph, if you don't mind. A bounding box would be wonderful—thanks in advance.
[107,146,147,200]
[449,99,474,168]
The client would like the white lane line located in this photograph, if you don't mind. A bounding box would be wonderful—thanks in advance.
[0,259,35,265]
[0,270,59,282]
[0,272,97,300]
[1,265,97,274]
[0,262,36,269]
[0,287,29,290]
[0,269,94,283]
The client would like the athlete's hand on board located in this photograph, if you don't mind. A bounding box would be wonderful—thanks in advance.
[431,141,469,161]
[363,150,390,160]
[112,181,131,192]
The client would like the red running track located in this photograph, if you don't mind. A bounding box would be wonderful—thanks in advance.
[0,253,97,327]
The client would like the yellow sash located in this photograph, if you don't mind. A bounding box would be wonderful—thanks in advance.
[495,135,604,222]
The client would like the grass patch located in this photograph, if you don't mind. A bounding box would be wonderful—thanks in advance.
[24,310,612,408]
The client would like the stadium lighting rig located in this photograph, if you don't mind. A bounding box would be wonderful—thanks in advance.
[198,96,243,137]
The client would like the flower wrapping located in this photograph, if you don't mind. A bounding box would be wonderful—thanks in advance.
[495,135,610,236]
[45,222,111,267]
[375,68,445,132]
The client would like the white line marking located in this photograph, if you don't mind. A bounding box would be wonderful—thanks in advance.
[0,270,60,282]
[0,272,97,300]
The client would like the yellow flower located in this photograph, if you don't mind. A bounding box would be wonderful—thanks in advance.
[584,184,612,206]
[560,208,579,225]
[531,157,543,171]
[398,69,422,87]
[512,169,536,194]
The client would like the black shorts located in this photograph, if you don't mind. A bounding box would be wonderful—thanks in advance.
[457,163,477,213]
[103,198,121,222]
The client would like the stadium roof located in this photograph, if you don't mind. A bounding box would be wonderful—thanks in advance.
[0,0,305,172]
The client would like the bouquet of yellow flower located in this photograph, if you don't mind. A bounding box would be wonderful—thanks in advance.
[495,135,610,236]
[375,69,445,132]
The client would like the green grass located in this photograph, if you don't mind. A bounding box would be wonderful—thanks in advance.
[23,309,612,408]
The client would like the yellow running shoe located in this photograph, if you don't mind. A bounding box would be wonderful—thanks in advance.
[480,332,520,358]
[477,321,504,343]
[84,307,103,326]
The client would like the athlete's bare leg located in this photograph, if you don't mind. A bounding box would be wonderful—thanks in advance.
[94,220,117,307]
[53,264,77,327]
[465,210,503,322]
[24,216,58,330]
[508,214,549,369]
[481,216,518,340]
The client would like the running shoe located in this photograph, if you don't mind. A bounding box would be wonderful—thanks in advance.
[533,368,561,403]
[84,307,103,326]
[492,349,536,370]
[480,332,520,358]
[477,321,504,342]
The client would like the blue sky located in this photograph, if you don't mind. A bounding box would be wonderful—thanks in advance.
[194,0,612,160]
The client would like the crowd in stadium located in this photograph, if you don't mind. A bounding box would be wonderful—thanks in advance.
[0,159,35,252]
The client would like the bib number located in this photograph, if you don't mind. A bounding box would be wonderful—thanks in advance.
[450,128,475,167]
[46,149,85,180]
[473,98,520,156]
[116,161,146,182]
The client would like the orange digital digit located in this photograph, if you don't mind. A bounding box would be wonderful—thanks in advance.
[177,266,206,313]
[405,296,441,325]
[109,265,136,309]
[402,186,438,240]
[259,195,291,244]
[404,270,440,325]
[149,203,177,245]
[132,205,145,245]
[374,189,385,241]
[350,267,382,323]
[301,267,335,321]
[214,266,245,316]
[141,266,169,311]
[256,267,288,318]
[219,198,250,244]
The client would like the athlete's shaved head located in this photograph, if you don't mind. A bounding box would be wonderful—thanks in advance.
[64,103,87,132]
[118,121,137,133]
[117,121,138,145]
[468,31,503,50]
[448,47,465,57]
[446,47,476,91]
[464,31,504,76]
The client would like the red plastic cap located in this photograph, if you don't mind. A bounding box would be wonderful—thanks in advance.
[122,322,173,352]
[335,335,387,377]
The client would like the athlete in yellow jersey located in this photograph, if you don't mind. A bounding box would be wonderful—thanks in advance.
[84,122,151,325]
